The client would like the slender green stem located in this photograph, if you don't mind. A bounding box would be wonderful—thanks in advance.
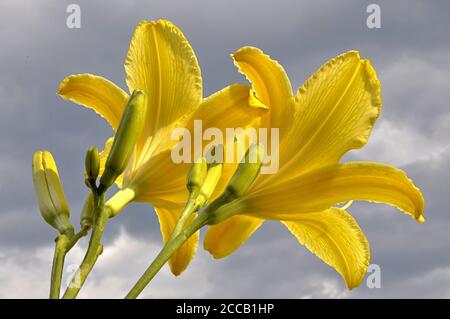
[62,199,107,299]
[167,198,199,243]
[124,193,231,299]
[49,235,69,299]
[49,228,88,299]
[125,213,209,299]
[67,228,89,250]
[62,189,135,299]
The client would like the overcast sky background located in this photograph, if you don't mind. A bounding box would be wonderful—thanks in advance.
[0,0,449,298]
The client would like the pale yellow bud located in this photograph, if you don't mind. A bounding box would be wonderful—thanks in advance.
[32,150,74,236]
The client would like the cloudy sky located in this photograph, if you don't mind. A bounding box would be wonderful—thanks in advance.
[1,0,449,298]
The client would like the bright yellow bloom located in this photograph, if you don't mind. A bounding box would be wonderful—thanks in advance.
[57,20,266,275]
[204,47,425,289]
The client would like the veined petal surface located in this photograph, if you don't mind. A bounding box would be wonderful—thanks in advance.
[204,215,264,259]
[232,46,294,138]
[58,74,129,130]
[232,162,425,221]
[130,84,267,203]
[124,20,202,165]
[282,208,370,289]
[272,51,382,184]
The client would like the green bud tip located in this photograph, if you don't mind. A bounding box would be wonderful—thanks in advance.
[80,192,95,229]
[99,90,146,192]
[32,150,74,235]
[85,146,100,184]
[196,162,223,207]
[187,157,207,195]
[203,144,265,225]
[225,143,265,200]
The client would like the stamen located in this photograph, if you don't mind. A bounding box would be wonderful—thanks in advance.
[338,200,354,211]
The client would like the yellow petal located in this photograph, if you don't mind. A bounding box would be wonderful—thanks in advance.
[124,20,202,163]
[204,215,263,259]
[232,162,425,221]
[187,84,268,198]
[130,84,267,204]
[189,84,267,135]
[274,51,382,182]
[282,208,370,289]
[58,74,129,130]
[154,205,199,276]
[232,46,294,137]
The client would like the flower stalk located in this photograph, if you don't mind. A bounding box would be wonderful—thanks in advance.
[60,90,145,298]
[49,228,88,299]
[61,189,135,298]
[62,192,107,299]
[125,212,210,299]
[125,145,264,298]
[49,234,69,299]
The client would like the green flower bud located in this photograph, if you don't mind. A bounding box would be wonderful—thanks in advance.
[32,150,74,236]
[186,157,207,196]
[85,146,100,186]
[196,161,223,207]
[204,144,265,225]
[224,143,264,200]
[80,192,95,229]
[99,90,145,192]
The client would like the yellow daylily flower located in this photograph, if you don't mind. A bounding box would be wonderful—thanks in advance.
[58,20,266,276]
[204,47,425,289]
